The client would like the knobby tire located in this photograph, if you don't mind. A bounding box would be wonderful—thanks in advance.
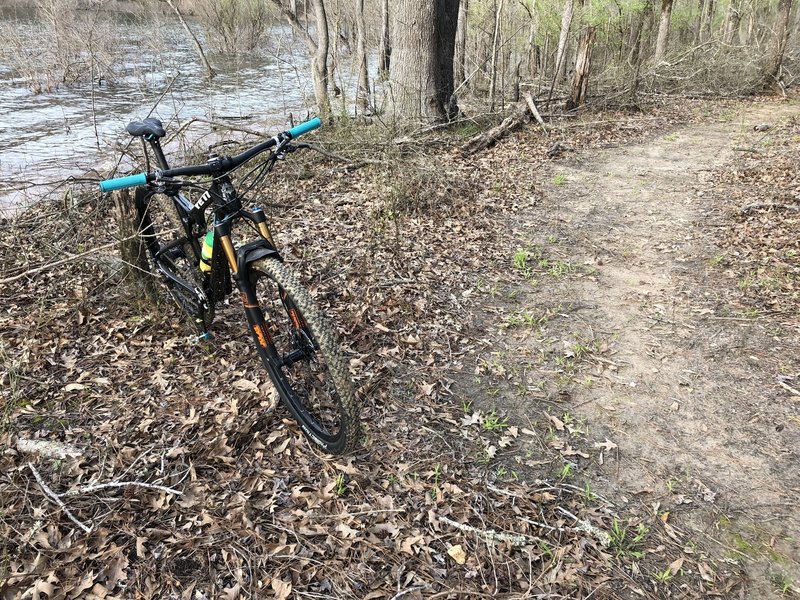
[248,258,361,454]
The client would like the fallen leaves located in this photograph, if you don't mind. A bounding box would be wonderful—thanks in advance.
[0,99,752,599]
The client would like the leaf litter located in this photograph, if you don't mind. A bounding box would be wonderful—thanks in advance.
[0,98,753,598]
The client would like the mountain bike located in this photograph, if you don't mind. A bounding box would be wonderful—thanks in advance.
[99,117,360,454]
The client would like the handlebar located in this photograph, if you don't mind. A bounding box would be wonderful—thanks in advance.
[99,117,322,193]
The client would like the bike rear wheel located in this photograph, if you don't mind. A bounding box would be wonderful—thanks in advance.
[248,258,360,454]
[136,190,212,328]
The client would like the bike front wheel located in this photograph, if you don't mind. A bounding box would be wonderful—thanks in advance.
[248,258,361,454]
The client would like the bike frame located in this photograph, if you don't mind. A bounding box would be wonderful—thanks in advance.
[137,134,305,377]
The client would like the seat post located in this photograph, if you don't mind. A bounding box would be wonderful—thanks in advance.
[146,136,170,170]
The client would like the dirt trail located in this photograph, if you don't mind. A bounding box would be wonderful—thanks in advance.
[487,103,800,596]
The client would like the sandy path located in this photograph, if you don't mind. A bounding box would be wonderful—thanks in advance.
[494,103,800,597]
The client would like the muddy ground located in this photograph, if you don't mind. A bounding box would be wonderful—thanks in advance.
[463,100,800,597]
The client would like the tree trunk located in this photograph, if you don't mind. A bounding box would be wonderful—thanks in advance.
[270,0,331,118]
[488,0,504,111]
[722,0,743,44]
[628,0,653,102]
[700,0,715,42]
[653,0,674,64]
[114,188,154,296]
[390,0,442,119]
[554,0,575,82]
[764,0,793,86]
[454,0,469,89]
[566,25,595,110]
[310,0,331,118]
[378,0,391,79]
[354,0,370,113]
[437,0,461,118]
[526,1,539,80]
[163,0,215,80]
[389,0,460,121]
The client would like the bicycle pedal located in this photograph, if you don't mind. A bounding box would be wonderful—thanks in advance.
[189,331,212,343]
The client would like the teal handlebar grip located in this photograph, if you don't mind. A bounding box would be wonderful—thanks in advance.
[99,173,148,193]
[287,117,322,139]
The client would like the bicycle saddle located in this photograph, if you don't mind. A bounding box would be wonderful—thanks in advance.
[126,118,166,139]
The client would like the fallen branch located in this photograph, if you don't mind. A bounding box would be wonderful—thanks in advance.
[777,380,800,397]
[524,92,549,136]
[17,439,82,459]
[438,514,541,547]
[555,507,611,547]
[28,463,92,534]
[460,101,532,156]
[0,234,138,286]
[62,480,184,497]
[739,202,799,214]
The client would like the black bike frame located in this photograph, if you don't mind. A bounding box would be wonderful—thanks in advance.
[139,134,314,393]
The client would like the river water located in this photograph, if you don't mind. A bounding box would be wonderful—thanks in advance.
[0,7,358,208]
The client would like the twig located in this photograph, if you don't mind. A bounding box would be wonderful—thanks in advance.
[438,514,540,547]
[390,586,429,600]
[62,480,183,497]
[523,92,548,136]
[0,235,137,285]
[555,507,611,547]
[739,202,799,214]
[777,380,800,397]
[28,463,92,534]
[165,116,269,145]
[306,143,385,167]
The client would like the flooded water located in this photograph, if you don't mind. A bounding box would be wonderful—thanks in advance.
[0,7,361,207]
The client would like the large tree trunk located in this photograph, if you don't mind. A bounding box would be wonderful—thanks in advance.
[764,0,793,86]
[310,0,331,118]
[454,0,469,89]
[566,25,595,110]
[554,0,575,82]
[354,0,370,112]
[389,0,460,121]
[437,0,461,118]
[653,0,674,64]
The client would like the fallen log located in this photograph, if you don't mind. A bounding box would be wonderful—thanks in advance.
[460,94,548,155]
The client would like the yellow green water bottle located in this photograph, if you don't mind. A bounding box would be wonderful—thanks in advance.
[200,230,213,272]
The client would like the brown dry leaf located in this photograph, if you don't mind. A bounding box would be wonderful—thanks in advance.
[400,534,425,555]
[271,579,292,600]
[668,556,684,575]
[547,413,565,431]
[232,378,259,392]
[447,544,467,565]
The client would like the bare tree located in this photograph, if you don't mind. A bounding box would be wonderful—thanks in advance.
[163,0,215,79]
[488,0,504,111]
[566,24,595,110]
[764,0,793,87]
[355,0,370,112]
[270,0,332,118]
[722,0,743,44]
[554,0,575,82]
[653,0,674,64]
[454,0,469,88]
[378,0,390,79]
